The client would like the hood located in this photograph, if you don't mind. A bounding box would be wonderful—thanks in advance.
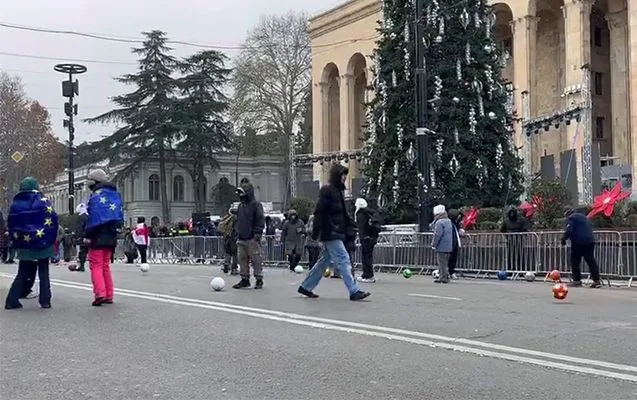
[448,208,462,222]
[19,177,40,192]
[92,181,116,192]
[355,198,368,215]
[237,182,255,202]
[507,207,519,221]
[76,203,88,216]
[328,164,349,188]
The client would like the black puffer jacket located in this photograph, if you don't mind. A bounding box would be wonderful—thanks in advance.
[312,164,353,242]
[501,208,529,233]
[235,183,265,241]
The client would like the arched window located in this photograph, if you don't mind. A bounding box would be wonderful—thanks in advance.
[148,174,160,201]
[173,175,185,202]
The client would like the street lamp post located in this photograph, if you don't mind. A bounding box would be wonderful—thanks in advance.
[54,63,87,215]
[414,0,432,231]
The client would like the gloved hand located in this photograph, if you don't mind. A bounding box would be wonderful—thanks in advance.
[560,239,566,246]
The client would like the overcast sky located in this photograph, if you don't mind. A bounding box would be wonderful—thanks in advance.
[0,0,344,142]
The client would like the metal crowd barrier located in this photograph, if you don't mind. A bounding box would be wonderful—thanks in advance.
[114,231,637,288]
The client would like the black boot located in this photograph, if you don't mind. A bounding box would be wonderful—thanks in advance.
[233,277,251,289]
[254,277,263,289]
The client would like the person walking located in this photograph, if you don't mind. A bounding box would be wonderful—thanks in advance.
[4,177,57,310]
[82,169,124,306]
[447,209,465,280]
[354,198,381,283]
[304,215,320,270]
[133,216,150,265]
[501,206,530,270]
[561,208,601,288]
[74,203,89,272]
[232,182,266,290]
[297,164,370,301]
[281,209,305,272]
[219,206,239,275]
[431,204,454,284]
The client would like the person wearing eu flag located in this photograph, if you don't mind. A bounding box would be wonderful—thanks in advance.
[82,169,124,307]
[4,177,58,310]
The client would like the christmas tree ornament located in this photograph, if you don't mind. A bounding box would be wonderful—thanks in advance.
[438,17,445,37]
[433,75,443,101]
[404,20,410,43]
[404,49,411,80]
[488,111,497,120]
[472,80,483,94]
[449,154,461,177]
[430,169,436,188]
[406,142,417,165]
[392,70,398,87]
[435,35,443,44]
[453,97,460,103]
[465,43,472,64]
[397,123,404,150]
[484,44,492,53]
[485,65,495,99]
[474,11,481,28]
[456,58,462,81]
[478,95,485,117]
[378,192,387,209]
[393,180,400,203]
[475,159,485,187]
[460,8,470,29]
[454,127,459,144]
[376,160,386,188]
[380,110,387,131]
[469,106,477,135]
[496,143,503,173]
[435,138,444,162]
[393,160,399,177]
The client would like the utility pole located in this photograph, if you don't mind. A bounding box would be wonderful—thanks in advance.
[54,63,87,215]
[414,0,432,231]
[289,132,297,199]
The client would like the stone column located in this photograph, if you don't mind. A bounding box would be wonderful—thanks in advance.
[562,0,594,202]
[606,9,631,166]
[510,15,537,171]
[339,73,356,190]
[628,1,637,194]
[313,82,328,183]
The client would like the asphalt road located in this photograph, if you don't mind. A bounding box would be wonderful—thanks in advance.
[1,262,636,400]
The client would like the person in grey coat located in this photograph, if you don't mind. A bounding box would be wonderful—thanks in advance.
[431,204,454,284]
[281,209,305,271]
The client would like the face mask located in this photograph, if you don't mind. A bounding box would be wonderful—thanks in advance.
[88,184,96,191]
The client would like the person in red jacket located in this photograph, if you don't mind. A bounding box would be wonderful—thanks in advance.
[132,217,150,265]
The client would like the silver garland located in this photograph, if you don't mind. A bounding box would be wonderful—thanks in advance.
[393,160,400,202]
[435,138,444,162]
[485,65,495,100]
[392,70,397,87]
[465,42,471,64]
[454,127,459,144]
[376,160,386,188]
[475,159,485,187]
[404,48,411,80]
[456,58,462,81]
[430,169,436,188]
[438,17,445,38]
[474,11,481,28]
[469,106,477,135]
[404,20,410,43]
[397,123,404,151]
[478,95,485,117]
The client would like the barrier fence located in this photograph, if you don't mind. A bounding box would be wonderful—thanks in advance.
[115,231,637,287]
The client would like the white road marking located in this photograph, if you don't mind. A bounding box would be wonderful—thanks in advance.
[2,273,637,382]
[408,293,463,301]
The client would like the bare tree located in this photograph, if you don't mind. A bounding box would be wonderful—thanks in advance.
[232,12,311,204]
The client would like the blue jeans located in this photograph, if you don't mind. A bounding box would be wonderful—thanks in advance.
[300,240,360,295]
[5,258,51,307]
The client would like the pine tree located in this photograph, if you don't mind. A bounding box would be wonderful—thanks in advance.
[86,30,179,223]
[363,0,523,223]
[175,50,234,212]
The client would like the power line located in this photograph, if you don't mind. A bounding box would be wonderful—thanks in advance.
[0,51,136,65]
[0,21,376,50]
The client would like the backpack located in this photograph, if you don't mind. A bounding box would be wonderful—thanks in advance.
[218,214,235,237]
[8,190,59,250]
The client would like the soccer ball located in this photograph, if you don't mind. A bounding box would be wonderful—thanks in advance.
[552,283,568,300]
[210,277,225,291]
[432,269,439,279]
[323,268,331,278]
[140,263,150,273]
[497,270,508,280]
[524,271,536,282]
[402,268,413,279]
[294,265,304,273]
[549,269,561,282]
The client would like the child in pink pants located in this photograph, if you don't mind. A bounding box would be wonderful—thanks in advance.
[88,248,114,304]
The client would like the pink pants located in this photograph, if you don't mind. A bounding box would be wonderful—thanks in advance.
[88,248,114,300]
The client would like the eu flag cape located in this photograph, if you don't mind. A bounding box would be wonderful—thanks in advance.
[8,190,59,250]
[86,186,124,230]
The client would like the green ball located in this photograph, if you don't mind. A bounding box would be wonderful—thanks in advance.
[402,268,412,279]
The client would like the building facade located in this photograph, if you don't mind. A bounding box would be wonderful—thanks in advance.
[309,0,635,194]
[42,154,288,226]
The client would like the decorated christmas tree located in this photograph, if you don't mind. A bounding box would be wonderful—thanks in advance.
[363,0,524,223]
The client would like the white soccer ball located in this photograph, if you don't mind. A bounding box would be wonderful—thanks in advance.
[432,269,440,279]
[294,265,304,274]
[210,277,225,291]
[524,271,536,282]
[140,263,150,273]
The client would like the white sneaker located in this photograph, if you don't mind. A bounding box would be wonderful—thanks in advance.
[357,276,376,283]
[26,290,39,299]
[451,273,459,280]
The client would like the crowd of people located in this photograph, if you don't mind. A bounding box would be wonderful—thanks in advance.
[2,163,603,310]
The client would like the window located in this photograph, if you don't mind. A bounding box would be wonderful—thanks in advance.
[594,72,603,95]
[148,174,160,201]
[173,175,184,202]
[595,117,605,139]
[594,27,602,47]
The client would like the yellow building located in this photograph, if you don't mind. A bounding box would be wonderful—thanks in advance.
[308,0,634,195]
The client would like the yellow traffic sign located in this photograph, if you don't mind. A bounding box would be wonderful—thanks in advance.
[11,151,23,163]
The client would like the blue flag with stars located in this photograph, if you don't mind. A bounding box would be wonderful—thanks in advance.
[86,186,124,230]
[8,190,59,250]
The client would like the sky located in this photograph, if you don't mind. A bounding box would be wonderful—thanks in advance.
[0,0,345,143]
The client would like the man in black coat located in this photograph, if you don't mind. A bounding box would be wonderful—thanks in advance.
[297,164,370,301]
[561,208,601,288]
[232,182,266,290]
